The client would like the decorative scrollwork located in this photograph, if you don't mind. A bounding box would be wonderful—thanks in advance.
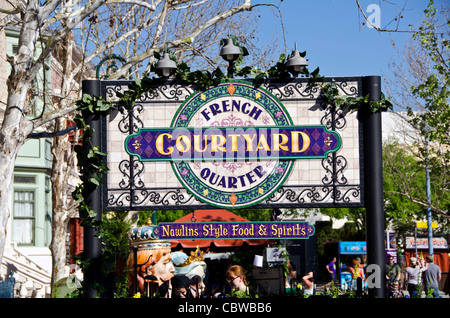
[130,104,143,133]
[266,185,361,205]
[105,84,127,101]
[321,154,348,186]
[107,192,130,207]
[136,83,194,102]
[333,186,361,203]
[129,188,196,206]
[320,104,347,130]
[117,103,143,133]
[264,80,321,100]
[335,80,358,97]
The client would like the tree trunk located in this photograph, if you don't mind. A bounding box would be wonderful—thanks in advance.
[0,100,32,266]
[49,28,78,295]
[0,152,16,266]
[50,116,72,294]
[0,0,38,267]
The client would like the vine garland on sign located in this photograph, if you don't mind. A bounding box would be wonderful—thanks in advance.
[72,37,392,294]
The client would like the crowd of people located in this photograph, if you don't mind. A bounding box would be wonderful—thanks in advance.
[126,225,447,299]
[327,254,446,298]
[127,244,256,298]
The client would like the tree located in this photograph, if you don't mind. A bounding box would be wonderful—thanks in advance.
[382,1,449,225]
[382,142,428,223]
[0,0,281,284]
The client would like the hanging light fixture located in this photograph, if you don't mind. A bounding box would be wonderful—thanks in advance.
[286,43,308,77]
[155,52,177,78]
[220,38,242,62]
[220,37,242,77]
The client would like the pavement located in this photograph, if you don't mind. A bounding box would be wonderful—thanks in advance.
[403,290,449,298]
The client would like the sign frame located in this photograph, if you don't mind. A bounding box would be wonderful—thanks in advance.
[97,77,365,211]
[82,75,387,298]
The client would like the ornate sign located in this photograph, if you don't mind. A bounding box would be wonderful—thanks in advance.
[153,221,315,240]
[124,81,341,209]
[103,77,363,211]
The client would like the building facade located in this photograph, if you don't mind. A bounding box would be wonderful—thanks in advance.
[1,2,84,297]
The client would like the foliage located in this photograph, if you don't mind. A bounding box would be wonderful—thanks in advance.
[154,210,193,224]
[406,0,449,220]
[232,208,272,222]
[321,82,393,114]
[72,94,112,229]
[101,211,133,298]
[383,143,427,221]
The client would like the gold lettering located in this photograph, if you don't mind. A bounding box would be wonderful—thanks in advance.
[176,135,191,153]
[291,131,310,153]
[227,134,240,152]
[161,225,170,237]
[256,134,271,151]
[155,133,173,155]
[193,135,207,153]
[272,133,289,151]
[243,134,256,151]
[211,135,227,152]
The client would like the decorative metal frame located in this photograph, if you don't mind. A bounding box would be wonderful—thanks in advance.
[98,77,364,211]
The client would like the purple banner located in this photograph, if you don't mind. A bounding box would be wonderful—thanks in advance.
[153,222,315,240]
[125,125,341,162]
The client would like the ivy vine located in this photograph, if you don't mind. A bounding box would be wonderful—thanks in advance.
[72,36,392,295]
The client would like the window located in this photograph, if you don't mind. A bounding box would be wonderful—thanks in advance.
[14,175,36,184]
[12,190,35,245]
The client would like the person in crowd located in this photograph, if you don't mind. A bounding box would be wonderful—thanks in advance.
[225,265,250,297]
[171,247,208,298]
[404,257,423,297]
[386,255,401,282]
[349,258,365,291]
[326,256,337,283]
[422,255,442,298]
[285,258,297,288]
[302,272,314,296]
[189,275,203,298]
[444,254,450,296]
[171,275,194,298]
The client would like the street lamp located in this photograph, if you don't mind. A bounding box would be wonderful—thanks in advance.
[155,52,177,78]
[425,129,434,257]
[220,37,242,78]
[286,44,308,77]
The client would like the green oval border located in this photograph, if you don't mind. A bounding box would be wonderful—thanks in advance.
[170,80,295,209]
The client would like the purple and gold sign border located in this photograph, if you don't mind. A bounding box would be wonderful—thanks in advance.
[125,125,341,162]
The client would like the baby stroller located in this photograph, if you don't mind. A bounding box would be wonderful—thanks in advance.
[387,279,404,298]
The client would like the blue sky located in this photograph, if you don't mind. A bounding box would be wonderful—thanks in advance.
[254,0,444,78]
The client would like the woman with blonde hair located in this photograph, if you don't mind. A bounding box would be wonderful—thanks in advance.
[349,258,365,291]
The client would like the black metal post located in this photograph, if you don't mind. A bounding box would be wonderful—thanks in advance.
[227,61,235,78]
[81,79,103,298]
[361,76,386,298]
